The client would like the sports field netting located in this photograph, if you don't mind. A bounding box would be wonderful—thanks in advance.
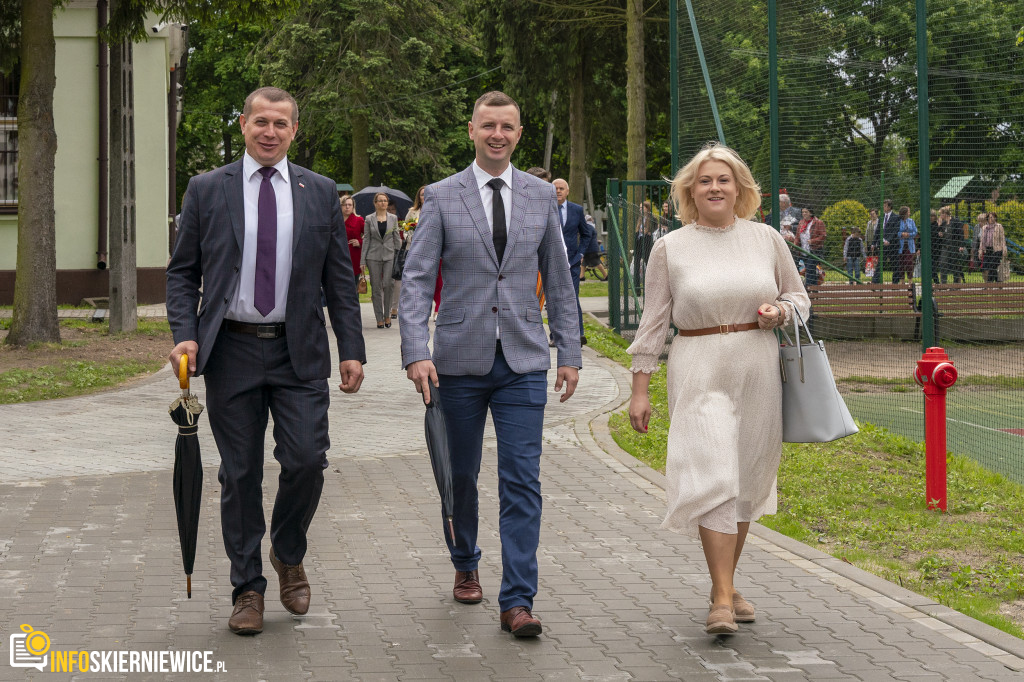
[614,0,1024,482]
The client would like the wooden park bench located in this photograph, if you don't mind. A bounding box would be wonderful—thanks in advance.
[932,281,1024,317]
[805,282,918,339]
[931,281,1024,341]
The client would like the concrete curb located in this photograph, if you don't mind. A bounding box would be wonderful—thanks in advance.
[577,312,1024,671]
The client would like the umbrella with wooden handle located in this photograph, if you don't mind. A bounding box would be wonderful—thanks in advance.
[168,354,204,597]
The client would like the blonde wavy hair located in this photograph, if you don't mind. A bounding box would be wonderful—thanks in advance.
[670,142,762,224]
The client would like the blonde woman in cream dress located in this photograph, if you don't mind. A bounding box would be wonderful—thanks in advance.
[627,143,809,635]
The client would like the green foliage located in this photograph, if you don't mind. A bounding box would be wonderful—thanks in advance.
[255,0,479,191]
[174,16,262,202]
[821,199,870,263]
[994,199,1024,247]
[0,359,162,403]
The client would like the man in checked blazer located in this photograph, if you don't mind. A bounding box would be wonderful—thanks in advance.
[399,91,582,638]
[167,87,366,635]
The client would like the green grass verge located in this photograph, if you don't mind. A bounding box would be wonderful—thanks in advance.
[584,316,1024,639]
[0,319,170,404]
[578,280,608,298]
[0,359,162,404]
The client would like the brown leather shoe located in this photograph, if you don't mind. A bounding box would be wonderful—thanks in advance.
[500,606,542,637]
[229,591,264,635]
[270,548,310,615]
[453,569,482,603]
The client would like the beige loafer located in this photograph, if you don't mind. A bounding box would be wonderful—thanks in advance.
[705,604,738,634]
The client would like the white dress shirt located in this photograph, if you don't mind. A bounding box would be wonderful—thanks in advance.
[226,152,295,323]
[472,161,513,339]
[472,160,513,234]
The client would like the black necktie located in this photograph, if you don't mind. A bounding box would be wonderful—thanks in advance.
[487,178,506,264]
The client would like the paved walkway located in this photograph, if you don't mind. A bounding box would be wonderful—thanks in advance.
[1,300,1022,681]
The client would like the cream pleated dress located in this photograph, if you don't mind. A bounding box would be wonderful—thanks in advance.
[627,218,810,536]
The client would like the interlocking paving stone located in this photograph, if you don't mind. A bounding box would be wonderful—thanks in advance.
[0,302,1022,680]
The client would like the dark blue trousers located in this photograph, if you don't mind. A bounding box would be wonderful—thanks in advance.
[203,329,330,603]
[438,347,547,611]
[570,262,584,339]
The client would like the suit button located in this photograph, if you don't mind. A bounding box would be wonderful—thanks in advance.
[498,275,504,281]
[233,266,239,273]
[223,297,228,304]
[492,307,498,313]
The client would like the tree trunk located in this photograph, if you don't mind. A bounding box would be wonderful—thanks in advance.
[543,90,557,173]
[625,0,646,185]
[351,110,369,191]
[7,0,60,347]
[567,35,587,205]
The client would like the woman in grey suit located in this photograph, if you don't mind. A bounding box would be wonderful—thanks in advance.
[360,192,403,328]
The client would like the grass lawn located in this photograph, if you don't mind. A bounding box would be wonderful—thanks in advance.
[583,317,1024,639]
[0,318,171,404]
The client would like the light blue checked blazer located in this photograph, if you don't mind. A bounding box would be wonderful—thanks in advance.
[399,165,582,375]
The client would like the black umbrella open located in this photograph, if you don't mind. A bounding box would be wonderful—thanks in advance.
[352,185,413,220]
[424,383,455,545]
[169,355,204,598]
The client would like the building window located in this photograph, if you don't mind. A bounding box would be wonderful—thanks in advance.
[0,71,17,212]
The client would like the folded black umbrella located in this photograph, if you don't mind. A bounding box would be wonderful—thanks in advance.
[168,355,204,598]
[424,383,455,545]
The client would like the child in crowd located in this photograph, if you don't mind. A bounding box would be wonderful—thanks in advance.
[844,227,865,284]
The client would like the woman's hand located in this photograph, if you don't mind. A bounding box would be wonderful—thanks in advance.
[349,238,359,247]
[757,303,783,329]
[629,393,651,433]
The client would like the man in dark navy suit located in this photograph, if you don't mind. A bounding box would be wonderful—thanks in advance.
[552,178,588,345]
[167,86,366,635]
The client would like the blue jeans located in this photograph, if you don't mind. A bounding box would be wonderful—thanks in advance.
[846,258,861,283]
[438,346,548,611]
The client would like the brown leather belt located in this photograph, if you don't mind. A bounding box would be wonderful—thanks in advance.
[223,320,286,339]
[676,321,761,337]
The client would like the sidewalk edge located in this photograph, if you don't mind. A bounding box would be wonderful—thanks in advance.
[577,332,1024,668]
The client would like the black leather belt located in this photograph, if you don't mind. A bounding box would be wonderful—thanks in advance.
[223,320,286,339]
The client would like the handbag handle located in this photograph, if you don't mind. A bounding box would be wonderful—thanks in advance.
[778,298,813,383]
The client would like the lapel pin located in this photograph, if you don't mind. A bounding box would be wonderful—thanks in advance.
[298,182,305,188]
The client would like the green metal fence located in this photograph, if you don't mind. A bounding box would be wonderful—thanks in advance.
[611,0,1024,484]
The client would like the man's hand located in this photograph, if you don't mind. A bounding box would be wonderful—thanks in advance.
[553,366,579,403]
[407,359,439,404]
[169,340,199,378]
[338,360,364,394]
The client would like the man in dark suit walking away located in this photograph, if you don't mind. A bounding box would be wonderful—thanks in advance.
[552,178,589,345]
[400,91,582,638]
[167,87,366,635]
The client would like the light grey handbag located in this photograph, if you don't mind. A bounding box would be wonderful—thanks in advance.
[778,303,859,443]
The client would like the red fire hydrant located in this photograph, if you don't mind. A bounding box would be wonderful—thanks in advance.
[913,347,958,511]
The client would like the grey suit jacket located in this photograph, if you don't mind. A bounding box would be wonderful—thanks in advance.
[166,158,366,381]
[399,165,582,375]
[360,213,402,267]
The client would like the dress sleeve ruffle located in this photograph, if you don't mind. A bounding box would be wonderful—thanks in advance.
[626,238,673,374]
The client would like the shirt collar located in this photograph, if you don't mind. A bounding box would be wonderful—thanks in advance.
[472,160,513,191]
[243,151,290,184]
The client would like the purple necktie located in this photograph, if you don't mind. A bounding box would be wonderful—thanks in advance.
[254,166,277,317]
